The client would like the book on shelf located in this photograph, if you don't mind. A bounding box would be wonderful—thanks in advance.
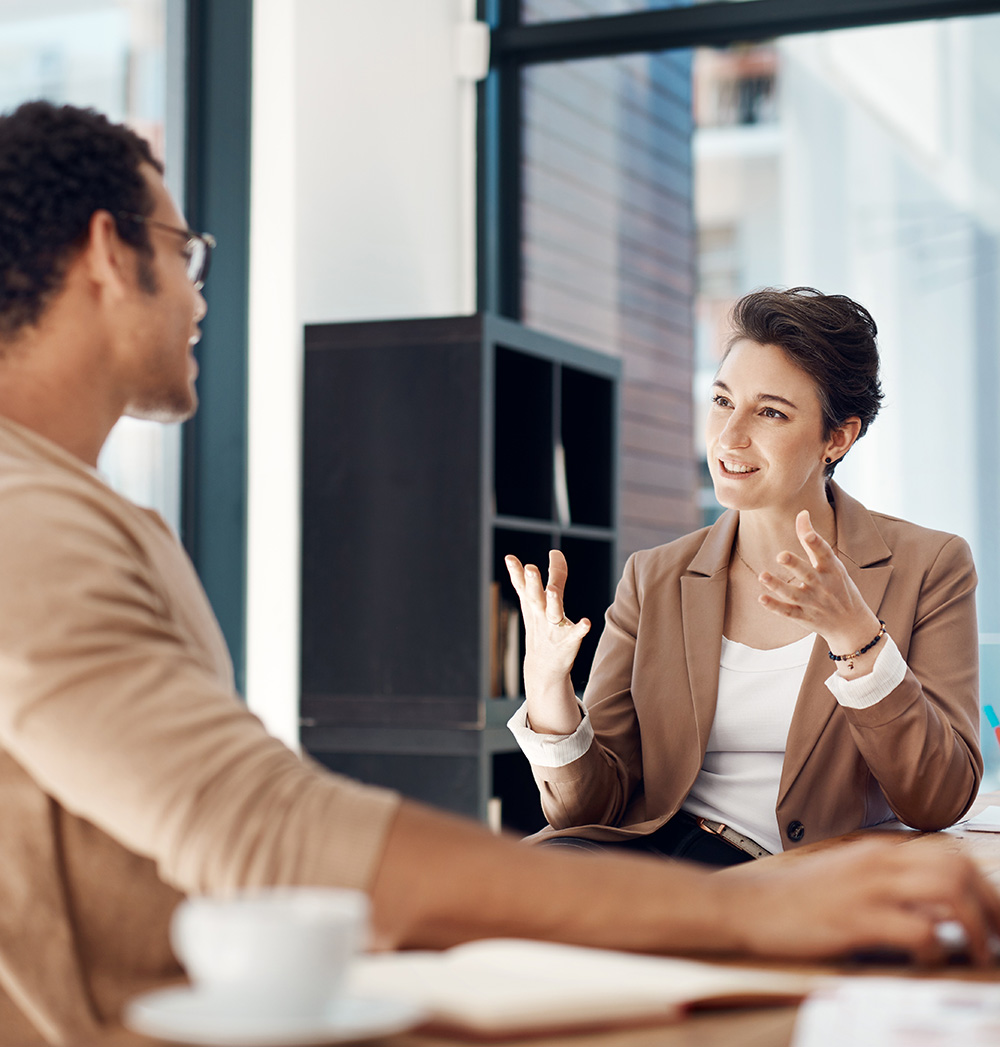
[502,601,520,698]
[487,582,502,698]
[347,938,815,1038]
[553,441,571,527]
[487,589,522,699]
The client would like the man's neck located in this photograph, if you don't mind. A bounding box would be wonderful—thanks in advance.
[0,325,119,468]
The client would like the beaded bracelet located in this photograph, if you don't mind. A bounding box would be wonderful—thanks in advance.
[828,620,886,670]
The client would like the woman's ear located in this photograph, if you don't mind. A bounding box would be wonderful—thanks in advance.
[826,416,862,463]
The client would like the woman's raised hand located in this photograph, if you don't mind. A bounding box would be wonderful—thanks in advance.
[504,549,590,734]
[756,509,883,670]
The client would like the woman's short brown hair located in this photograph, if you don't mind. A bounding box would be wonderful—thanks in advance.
[726,287,884,476]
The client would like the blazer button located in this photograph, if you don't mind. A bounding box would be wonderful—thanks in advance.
[786,820,805,842]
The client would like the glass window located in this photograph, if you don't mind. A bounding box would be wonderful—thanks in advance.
[0,0,183,528]
[522,49,698,559]
[520,13,1000,786]
[692,16,1000,784]
[522,0,761,22]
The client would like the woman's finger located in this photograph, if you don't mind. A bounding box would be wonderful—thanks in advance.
[795,509,836,571]
[523,563,547,606]
[546,549,569,593]
[507,558,551,620]
[545,588,565,624]
[504,555,526,597]
[758,569,811,602]
[568,617,592,642]
[544,549,570,623]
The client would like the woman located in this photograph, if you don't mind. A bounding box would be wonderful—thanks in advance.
[505,287,981,866]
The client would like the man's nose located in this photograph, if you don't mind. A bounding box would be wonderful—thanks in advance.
[194,289,207,324]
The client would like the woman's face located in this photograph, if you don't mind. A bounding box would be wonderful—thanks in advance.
[706,338,844,514]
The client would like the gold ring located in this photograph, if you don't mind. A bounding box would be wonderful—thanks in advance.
[556,617,572,627]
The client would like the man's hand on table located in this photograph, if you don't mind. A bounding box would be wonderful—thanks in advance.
[714,838,1000,966]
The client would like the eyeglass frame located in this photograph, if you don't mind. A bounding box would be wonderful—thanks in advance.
[116,212,216,290]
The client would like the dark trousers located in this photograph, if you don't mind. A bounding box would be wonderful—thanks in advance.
[540,810,755,868]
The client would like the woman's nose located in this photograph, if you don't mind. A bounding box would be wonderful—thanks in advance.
[718,412,750,449]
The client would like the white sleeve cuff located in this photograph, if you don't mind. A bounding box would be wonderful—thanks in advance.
[506,699,595,767]
[824,633,907,709]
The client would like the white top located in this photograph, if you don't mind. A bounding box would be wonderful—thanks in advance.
[681,633,814,855]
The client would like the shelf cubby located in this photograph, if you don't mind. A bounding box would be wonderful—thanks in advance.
[300,314,619,830]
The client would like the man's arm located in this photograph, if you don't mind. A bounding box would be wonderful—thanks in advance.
[4,482,998,967]
[371,799,1000,965]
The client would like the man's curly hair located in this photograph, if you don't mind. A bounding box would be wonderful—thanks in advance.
[0,100,163,339]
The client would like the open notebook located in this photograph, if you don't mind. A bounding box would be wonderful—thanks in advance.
[347,938,816,1038]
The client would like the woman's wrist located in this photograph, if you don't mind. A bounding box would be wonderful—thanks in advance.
[523,673,583,735]
[823,612,882,662]
[824,613,885,678]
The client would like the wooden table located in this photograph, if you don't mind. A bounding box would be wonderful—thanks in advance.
[388,790,1000,1047]
[89,1009,800,1047]
[87,793,1000,1047]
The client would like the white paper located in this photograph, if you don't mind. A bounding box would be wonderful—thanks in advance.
[954,805,1000,832]
[793,978,1000,1047]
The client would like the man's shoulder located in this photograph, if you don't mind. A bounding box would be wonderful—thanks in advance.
[0,454,122,515]
[0,447,153,563]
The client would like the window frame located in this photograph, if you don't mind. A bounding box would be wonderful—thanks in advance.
[477,0,1000,318]
[182,0,252,693]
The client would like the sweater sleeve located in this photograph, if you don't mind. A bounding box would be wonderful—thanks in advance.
[0,482,400,895]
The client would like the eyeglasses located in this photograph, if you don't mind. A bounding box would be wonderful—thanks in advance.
[117,212,216,290]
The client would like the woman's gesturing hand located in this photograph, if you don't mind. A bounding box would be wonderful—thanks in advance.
[505,550,590,734]
[756,509,882,663]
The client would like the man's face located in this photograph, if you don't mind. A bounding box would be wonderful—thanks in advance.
[118,165,207,423]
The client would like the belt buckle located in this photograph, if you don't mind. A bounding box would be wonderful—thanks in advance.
[696,817,726,837]
[696,817,764,859]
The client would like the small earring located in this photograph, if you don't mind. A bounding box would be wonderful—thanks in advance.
[825,457,832,464]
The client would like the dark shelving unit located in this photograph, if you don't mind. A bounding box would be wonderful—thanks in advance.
[300,314,619,832]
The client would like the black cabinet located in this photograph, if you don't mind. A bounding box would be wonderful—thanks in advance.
[301,314,619,833]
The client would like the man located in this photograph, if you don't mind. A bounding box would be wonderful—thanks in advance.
[0,100,997,1045]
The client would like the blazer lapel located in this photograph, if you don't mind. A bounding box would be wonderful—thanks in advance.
[681,511,737,753]
[778,484,894,804]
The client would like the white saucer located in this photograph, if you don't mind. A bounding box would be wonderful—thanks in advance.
[124,986,425,1046]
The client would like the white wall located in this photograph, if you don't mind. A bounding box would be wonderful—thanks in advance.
[246,0,479,745]
[296,0,479,323]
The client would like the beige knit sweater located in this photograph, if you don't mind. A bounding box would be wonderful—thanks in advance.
[0,416,400,1043]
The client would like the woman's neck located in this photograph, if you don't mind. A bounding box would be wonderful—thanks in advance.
[735,489,837,570]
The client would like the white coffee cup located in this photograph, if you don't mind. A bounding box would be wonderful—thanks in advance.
[170,887,369,1019]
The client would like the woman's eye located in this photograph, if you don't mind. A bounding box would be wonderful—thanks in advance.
[761,407,787,420]
[711,394,731,408]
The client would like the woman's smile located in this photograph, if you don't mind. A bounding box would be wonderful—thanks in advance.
[718,459,760,476]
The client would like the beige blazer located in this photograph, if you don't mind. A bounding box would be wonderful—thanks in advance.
[530,484,982,850]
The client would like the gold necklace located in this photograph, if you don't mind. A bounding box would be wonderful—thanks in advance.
[734,543,762,578]
[733,540,838,582]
